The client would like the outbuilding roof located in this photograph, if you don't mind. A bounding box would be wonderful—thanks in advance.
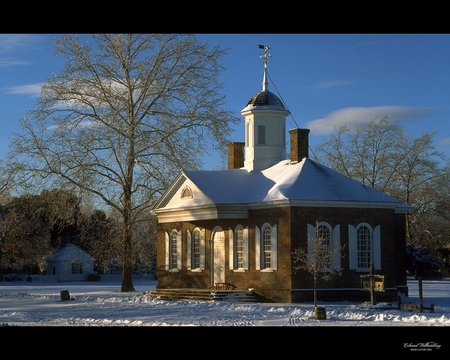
[48,243,95,262]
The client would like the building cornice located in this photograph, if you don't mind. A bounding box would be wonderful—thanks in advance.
[153,199,410,223]
[248,199,411,213]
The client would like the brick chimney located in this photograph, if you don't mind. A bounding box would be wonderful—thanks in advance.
[227,142,245,169]
[289,128,310,163]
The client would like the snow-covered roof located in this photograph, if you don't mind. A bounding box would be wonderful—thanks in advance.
[241,90,287,112]
[182,158,410,209]
[48,243,95,262]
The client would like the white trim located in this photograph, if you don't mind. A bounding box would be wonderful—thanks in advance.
[186,230,192,270]
[154,205,248,223]
[349,223,381,271]
[348,225,357,270]
[333,224,341,268]
[373,225,381,270]
[255,226,261,270]
[153,200,410,223]
[307,223,315,257]
[176,230,182,271]
[229,228,234,270]
[248,200,410,210]
[243,226,249,270]
[200,229,205,270]
[271,224,278,270]
[164,232,169,271]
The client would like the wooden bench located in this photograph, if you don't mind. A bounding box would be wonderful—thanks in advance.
[215,282,236,290]
[399,301,434,313]
[397,297,434,313]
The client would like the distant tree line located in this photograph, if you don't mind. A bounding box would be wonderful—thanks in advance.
[0,189,156,281]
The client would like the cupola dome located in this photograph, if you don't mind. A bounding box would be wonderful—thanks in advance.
[245,90,285,110]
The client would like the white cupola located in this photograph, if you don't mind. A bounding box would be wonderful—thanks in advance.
[240,45,291,172]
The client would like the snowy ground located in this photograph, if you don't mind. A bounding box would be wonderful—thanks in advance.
[1,277,449,353]
[1,278,449,327]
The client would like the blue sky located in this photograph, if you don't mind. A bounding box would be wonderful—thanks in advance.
[1,33,450,170]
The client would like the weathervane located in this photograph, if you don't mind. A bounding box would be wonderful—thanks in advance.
[258,44,271,92]
[258,44,271,67]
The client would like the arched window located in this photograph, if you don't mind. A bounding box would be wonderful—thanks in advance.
[357,225,372,269]
[317,223,331,249]
[170,230,178,270]
[192,229,201,269]
[348,223,381,271]
[187,228,205,271]
[255,223,277,271]
[165,229,181,271]
[236,227,244,268]
[181,186,192,198]
[307,222,341,270]
[229,225,248,271]
[263,226,271,267]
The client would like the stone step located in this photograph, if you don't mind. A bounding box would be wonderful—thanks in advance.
[143,289,258,303]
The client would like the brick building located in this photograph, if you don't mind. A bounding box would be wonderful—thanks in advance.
[151,49,411,303]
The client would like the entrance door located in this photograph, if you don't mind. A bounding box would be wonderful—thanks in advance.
[213,229,225,285]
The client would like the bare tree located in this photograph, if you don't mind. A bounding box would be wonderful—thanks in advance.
[392,132,444,248]
[7,34,239,291]
[292,224,344,308]
[314,117,445,250]
[314,117,405,192]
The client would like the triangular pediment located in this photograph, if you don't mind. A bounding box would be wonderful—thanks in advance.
[153,172,215,212]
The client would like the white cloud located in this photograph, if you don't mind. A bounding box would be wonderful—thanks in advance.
[47,120,95,132]
[437,138,450,146]
[305,106,437,134]
[5,83,43,96]
[0,34,43,54]
[310,79,354,90]
[0,58,30,67]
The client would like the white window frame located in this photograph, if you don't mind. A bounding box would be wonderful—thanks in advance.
[348,223,381,271]
[307,222,341,270]
[181,186,193,198]
[187,228,205,272]
[229,225,248,271]
[255,223,277,272]
[165,229,182,271]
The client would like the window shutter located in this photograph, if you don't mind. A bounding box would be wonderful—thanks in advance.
[200,229,205,270]
[348,225,356,269]
[333,224,341,268]
[243,227,249,270]
[164,232,169,271]
[255,226,260,270]
[307,223,316,257]
[373,225,381,270]
[229,228,234,270]
[176,230,182,270]
[186,230,191,270]
[271,224,277,270]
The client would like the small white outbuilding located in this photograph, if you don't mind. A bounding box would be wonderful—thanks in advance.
[45,243,95,281]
